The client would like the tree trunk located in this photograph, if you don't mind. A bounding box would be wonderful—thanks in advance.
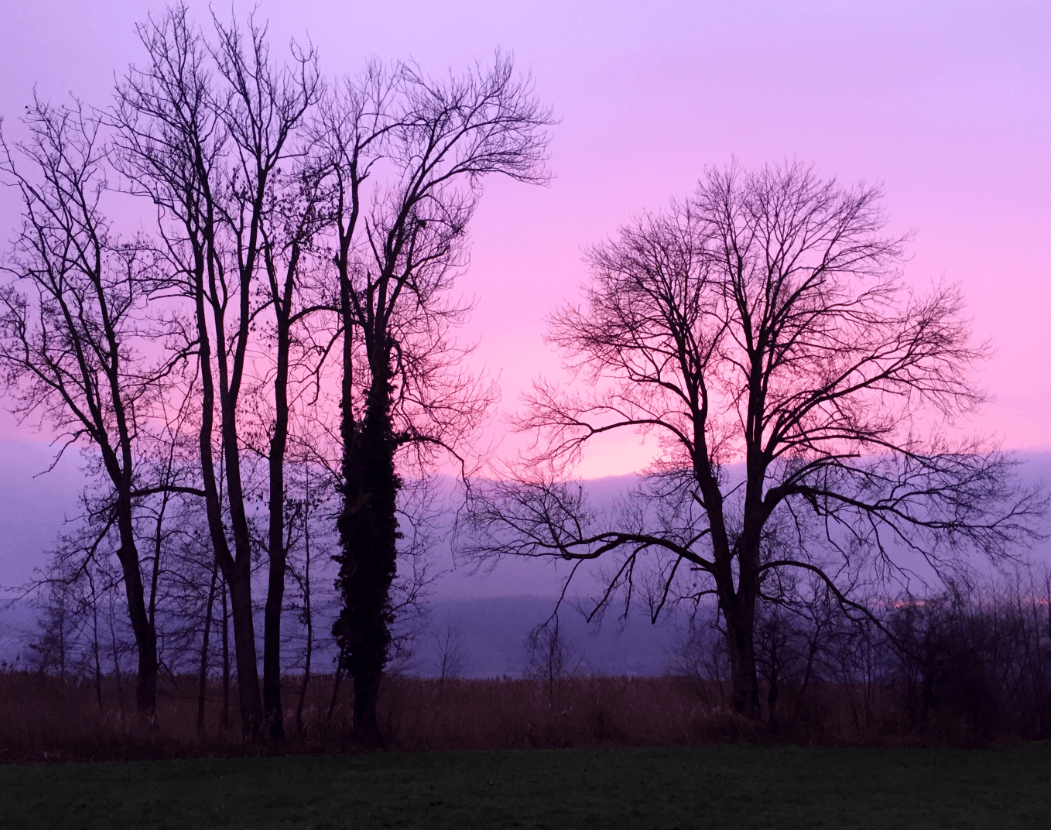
[335,377,400,750]
[263,544,287,741]
[193,259,264,738]
[295,615,313,738]
[725,609,762,719]
[719,564,762,720]
[107,477,159,723]
[90,591,103,712]
[219,394,266,739]
[263,307,292,742]
[116,542,158,723]
[221,575,231,733]
[197,554,220,736]
[223,556,263,738]
[296,501,314,738]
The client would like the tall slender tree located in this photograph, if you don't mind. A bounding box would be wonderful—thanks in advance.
[111,4,320,737]
[0,100,167,719]
[318,56,552,745]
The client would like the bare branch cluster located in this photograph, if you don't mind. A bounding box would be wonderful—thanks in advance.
[460,160,1046,718]
[0,2,552,743]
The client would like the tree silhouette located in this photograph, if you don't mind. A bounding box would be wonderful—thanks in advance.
[463,161,1046,718]
[111,4,321,738]
[2,3,552,745]
[317,55,553,746]
[0,100,172,720]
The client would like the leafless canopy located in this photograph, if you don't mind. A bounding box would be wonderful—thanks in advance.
[461,161,1046,715]
[319,52,553,746]
[0,97,176,718]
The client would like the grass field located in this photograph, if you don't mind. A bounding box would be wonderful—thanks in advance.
[3,743,1050,829]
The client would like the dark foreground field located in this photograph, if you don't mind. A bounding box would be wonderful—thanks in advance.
[4,673,1051,828]
[3,743,1051,829]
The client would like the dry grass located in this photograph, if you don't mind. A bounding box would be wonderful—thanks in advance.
[378,675,763,750]
[0,669,1019,764]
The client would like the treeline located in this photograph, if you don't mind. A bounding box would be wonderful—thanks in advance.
[19,459,346,734]
[13,553,1051,744]
[0,2,551,744]
[5,563,1051,757]
[676,565,1051,740]
[3,3,1047,753]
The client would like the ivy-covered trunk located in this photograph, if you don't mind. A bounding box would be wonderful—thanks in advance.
[335,369,400,749]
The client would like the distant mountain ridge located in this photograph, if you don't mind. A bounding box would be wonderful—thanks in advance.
[1,439,1047,679]
[0,594,694,678]
[2,438,1048,596]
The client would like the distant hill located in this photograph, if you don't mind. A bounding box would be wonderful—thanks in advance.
[0,593,697,678]
[416,595,697,678]
[0,439,1046,677]
[3,438,1047,597]
[428,452,1051,600]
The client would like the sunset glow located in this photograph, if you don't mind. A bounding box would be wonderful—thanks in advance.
[2,0,1048,481]
[2,4,1051,767]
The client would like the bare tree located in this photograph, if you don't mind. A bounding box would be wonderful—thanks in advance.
[0,100,171,720]
[462,161,1045,719]
[433,618,466,683]
[3,3,550,746]
[111,4,321,737]
[524,615,577,708]
[317,55,552,746]
[249,156,329,741]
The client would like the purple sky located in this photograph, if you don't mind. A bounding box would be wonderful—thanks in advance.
[1,0,1048,480]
